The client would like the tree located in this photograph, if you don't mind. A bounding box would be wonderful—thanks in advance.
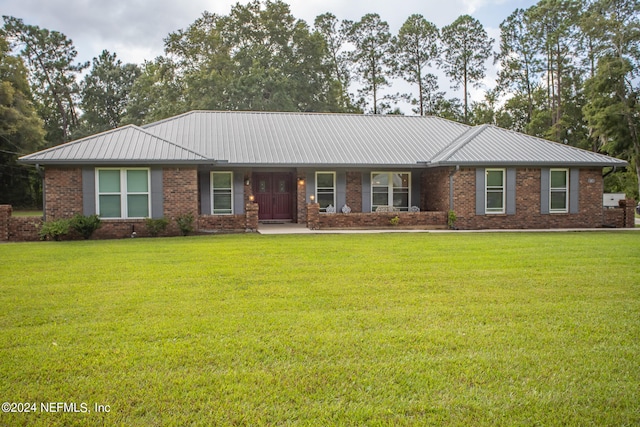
[2,16,87,145]
[440,15,493,123]
[392,14,440,116]
[0,33,45,206]
[346,13,393,114]
[77,50,140,136]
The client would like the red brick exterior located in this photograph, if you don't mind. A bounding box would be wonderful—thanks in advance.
[422,168,450,212]
[346,172,363,213]
[44,167,83,220]
[316,211,447,229]
[296,171,306,223]
[450,167,607,229]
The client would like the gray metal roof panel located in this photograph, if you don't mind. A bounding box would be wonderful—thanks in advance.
[142,111,470,165]
[19,125,210,164]
[432,125,627,167]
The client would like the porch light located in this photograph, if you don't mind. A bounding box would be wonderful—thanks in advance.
[249,195,255,202]
[309,195,315,202]
[298,178,305,185]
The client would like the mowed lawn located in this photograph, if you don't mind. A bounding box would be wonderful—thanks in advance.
[0,232,638,426]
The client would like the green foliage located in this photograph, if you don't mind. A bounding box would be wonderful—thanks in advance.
[37,218,70,241]
[0,233,639,425]
[175,213,195,236]
[447,210,457,229]
[144,217,169,237]
[389,215,400,226]
[69,213,101,239]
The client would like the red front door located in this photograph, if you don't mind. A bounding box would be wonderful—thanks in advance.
[253,172,293,220]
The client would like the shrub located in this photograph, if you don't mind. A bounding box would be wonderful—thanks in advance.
[70,214,102,239]
[38,219,70,241]
[175,213,195,236]
[448,210,457,229]
[145,218,169,237]
[389,215,400,226]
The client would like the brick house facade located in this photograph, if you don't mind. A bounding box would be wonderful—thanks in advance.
[14,111,630,239]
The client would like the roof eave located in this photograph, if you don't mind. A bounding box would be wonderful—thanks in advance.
[431,160,629,168]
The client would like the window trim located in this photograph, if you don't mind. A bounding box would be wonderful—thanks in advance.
[370,172,411,212]
[485,168,506,214]
[211,171,234,215]
[315,171,336,213]
[95,168,151,219]
[549,168,569,213]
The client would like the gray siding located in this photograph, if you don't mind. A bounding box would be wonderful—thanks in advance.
[150,168,163,219]
[200,171,211,215]
[233,172,245,214]
[336,171,347,211]
[540,168,550,214]
[570,168,580,214]
[362,172,371,212]
[506,168,516,215]
[476,168,485,215]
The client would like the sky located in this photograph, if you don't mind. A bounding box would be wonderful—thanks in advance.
[2,0,540,112]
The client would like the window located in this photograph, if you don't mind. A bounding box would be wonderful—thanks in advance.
[212,172,233,214]
[316,172,336,212]
[486,169,505,214]
[550,169,568,213]
[96,168,150,218]
[371,172,410,211]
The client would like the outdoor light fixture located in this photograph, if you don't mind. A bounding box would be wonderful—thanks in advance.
[298,178,305,185]
[310,195,315,202]
[249,195,255,202]
[245,178,250,186]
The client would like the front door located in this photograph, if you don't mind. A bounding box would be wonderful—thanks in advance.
[253,172,293,220]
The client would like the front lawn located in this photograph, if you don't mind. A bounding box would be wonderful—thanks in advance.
[1,232,638,426]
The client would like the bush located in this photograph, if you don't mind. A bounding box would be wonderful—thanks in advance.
[389,215,400,226]
[70,214,102,239]
[145,218,169,237]
[38,219,70,241]
[175,213,195,236]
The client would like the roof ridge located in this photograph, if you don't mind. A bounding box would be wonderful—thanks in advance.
[430,124,488,164]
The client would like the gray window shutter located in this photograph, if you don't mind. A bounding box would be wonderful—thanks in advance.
[336,171,346,211]
[233,172,244,214]
[540,168,550,214]
[82,168,96,215]
[569,169,580,214]
[200,171,211,215]
[476,168,485,215]
[150,168,163,219]
[362,173,371,212]
[506,168,516,215]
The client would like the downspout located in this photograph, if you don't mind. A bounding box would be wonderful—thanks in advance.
[36,164,45,221]
[602,166,617,179]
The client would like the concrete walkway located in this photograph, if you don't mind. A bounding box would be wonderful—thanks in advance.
[257,222,640,235]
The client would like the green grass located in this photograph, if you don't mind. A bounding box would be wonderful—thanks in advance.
[1,232,639,426]
[10,210,43,217]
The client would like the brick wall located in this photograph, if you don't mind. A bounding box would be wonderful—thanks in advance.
[452,167,608,229]
[346,172,362,212]
[296,171,306,223]
[0,205,10,240]
[162,167,198,234]
[44,167,83,220]
[422,168,451,212]
[316,210,447,229]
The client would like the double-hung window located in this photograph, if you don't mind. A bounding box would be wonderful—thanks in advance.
[212,172,233,214]
[97,168,150,218]
[371,172,410,211]
[485,169,505,214]
[316,172,336,212]
[550,169,569,213]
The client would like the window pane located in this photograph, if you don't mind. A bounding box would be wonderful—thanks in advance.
[550,191,567,211]
[373,192,388,207]
[98,170,120,193]
[486,170,504,187]
[127,170,148,192]
[213,173,232,189]
[213,191,232,213]
[487,191,504,211]
[372,173,388,186]
[551,170,567,188]
[127,194,149,217]
[393,191,409,209]
[99,195,121,217]
[392,173,409,188]
[318,193,334,210]
[317,173,334,188]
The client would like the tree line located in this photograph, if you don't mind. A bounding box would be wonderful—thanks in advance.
[1,0,638,207]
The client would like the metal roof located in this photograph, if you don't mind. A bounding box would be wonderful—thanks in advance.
[20,111,627,168]
[20,125,209,164]
[431,125,627,167]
